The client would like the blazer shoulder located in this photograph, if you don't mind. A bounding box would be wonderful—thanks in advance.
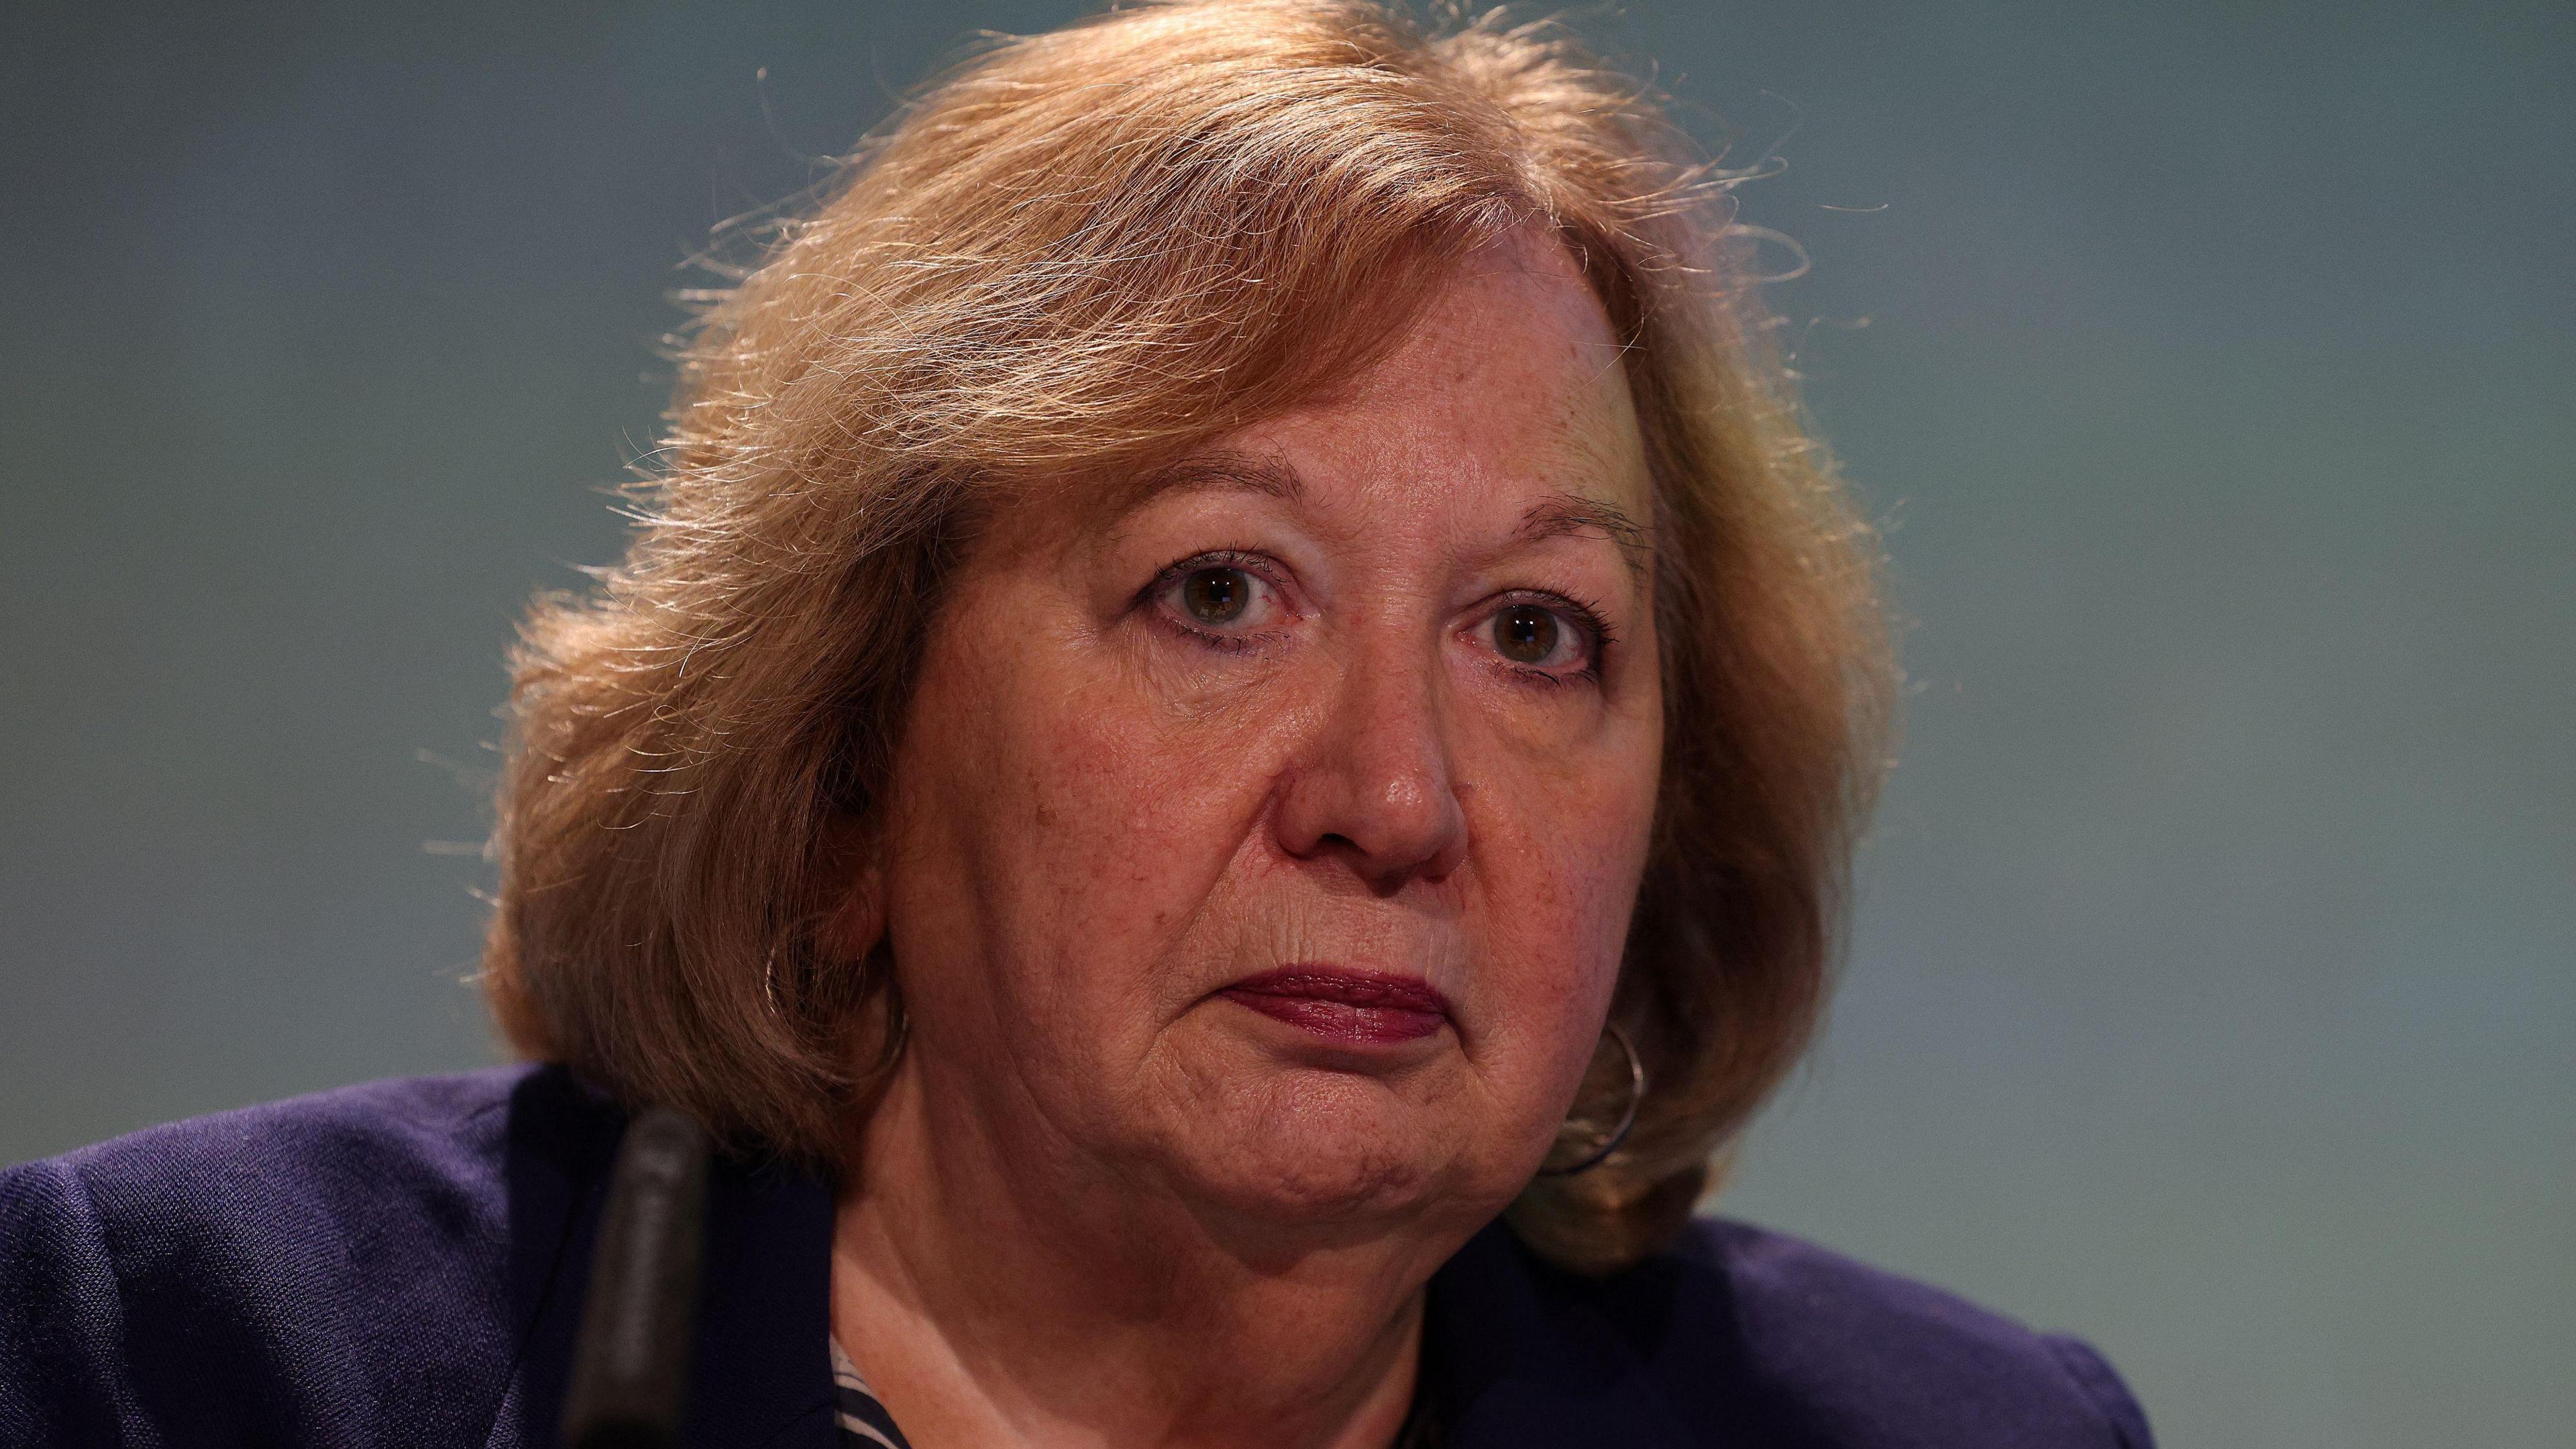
[0,1064,618,1447]
[1428,1215,2151,1448]
[1654,1217,2155,1448]
[13,1065,601,1264]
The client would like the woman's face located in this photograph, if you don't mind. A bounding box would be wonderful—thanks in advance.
[862,227,1663,1234]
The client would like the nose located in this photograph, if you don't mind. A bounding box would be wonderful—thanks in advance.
[1270,637,1468,892]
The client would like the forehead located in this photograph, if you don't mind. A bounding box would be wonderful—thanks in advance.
[995,226,1654,565]
[1276,227,1650,511]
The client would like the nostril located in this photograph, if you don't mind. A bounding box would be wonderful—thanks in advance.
[1267,733,1467,888]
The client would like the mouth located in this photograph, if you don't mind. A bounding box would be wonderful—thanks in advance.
[1218,967,1452,1046]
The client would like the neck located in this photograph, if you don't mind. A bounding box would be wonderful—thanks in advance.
[828,1056,1466,1449]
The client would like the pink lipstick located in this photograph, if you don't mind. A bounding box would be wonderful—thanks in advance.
[1219,967,1451,1046]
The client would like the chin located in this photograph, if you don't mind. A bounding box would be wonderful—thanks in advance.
[1152,1067,1502,1232]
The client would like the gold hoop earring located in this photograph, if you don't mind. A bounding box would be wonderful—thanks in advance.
[1534,1022,1646,1178]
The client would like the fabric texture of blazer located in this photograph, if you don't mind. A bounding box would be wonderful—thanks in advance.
[0,1065,2153,1447]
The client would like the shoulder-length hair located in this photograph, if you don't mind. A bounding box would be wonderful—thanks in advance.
[483,0,1892,1275]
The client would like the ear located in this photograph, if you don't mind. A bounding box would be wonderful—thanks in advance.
[818,810,889,963]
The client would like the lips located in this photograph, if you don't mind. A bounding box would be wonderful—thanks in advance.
[1218,967,1452,1046]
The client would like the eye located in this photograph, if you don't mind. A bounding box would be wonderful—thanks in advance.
[1180,566,1253,625]
[1468,594,1609,683]
[1493,603,1562,664]
[1145,551,1289,645]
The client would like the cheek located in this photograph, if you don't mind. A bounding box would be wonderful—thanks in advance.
[1464,717,1662,1078]
[1482,788,1652,994]
[885,589,1285,1035]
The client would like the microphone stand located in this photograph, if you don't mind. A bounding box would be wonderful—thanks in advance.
[560,1106,713,1449]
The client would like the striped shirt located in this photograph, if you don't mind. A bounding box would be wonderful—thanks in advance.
[827,1336,1438,1448]
[830,1336,914,1449]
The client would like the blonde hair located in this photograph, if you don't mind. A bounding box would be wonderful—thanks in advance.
[483,0,1892,1274]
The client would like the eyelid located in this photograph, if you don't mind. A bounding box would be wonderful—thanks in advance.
[1155,547,1275,580]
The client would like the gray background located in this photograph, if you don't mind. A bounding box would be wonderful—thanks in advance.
[3,2,2567,1442]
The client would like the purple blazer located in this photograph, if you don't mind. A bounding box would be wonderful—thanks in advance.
[0,1065,2152,1447]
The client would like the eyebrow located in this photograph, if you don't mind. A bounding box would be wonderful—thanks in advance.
[1119,447,1652,578]
[1517,492,1654,581]
[1116,449,1306,510]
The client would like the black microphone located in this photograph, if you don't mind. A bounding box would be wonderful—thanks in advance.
[561,1106,712,1449]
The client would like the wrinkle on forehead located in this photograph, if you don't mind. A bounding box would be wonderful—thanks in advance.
[1107,437,1652,580]
[1412,225,1658,574]
[1083,223,1657,561]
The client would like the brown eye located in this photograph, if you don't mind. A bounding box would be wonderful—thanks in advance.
[1495,603,1560,663]
[1182,567,1252,624]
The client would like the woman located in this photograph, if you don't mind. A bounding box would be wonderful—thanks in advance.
[0,2,2153,1446]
